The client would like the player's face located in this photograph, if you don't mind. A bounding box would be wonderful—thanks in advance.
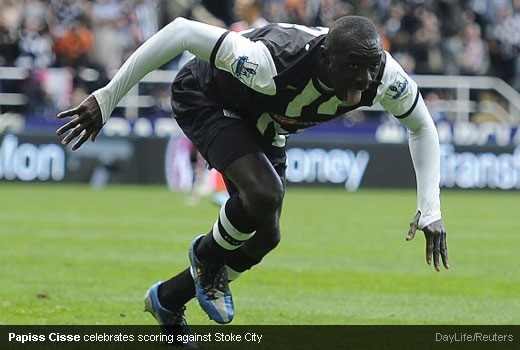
[324,37,383,104]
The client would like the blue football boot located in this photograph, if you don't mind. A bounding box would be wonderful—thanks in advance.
[144,281,198,348]
[189,235,234,324]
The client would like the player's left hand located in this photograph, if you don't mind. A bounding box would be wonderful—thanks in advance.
[405,211,449,272]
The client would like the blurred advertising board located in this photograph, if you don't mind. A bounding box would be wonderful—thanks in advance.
[12,115,520,147]
[286,136,520,190]
[0,133,165,186]
[1,133,519,190]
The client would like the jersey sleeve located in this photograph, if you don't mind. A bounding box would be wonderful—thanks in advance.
[211,31,278,95]
[399,96,442,228]
[375,51,419,118]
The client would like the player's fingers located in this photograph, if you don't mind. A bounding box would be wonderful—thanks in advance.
[62,116,97,143]
[56,122,73,136]
[406,224,417,241]
[433,232,441,272]
[441,232,450,269]
[56,115,86,136]
[406,211,421,241]
[424,232,434,266]
[56,104,85,119]
[61,125,85,146]
[72,129,91,151]
[90,129,100,142]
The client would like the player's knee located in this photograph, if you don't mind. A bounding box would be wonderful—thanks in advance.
[242,224,281,261]
[244,182,284,221]
[263,226,281,252]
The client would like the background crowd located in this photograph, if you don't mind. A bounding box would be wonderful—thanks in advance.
[1,0,520,119]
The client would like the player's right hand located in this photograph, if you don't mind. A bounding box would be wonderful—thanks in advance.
[56,94,103,151]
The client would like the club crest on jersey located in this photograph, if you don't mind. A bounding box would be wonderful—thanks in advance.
[232,56,258,86]
[386,72,408,100]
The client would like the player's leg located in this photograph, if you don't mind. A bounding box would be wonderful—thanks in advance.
[146,63,283,326]
[226,206,282,279]
[194,151,284,265]
[158,164,283,312]
[143,280,196,348]
[153,133,284,325]
[188,149,284,324]
[224,163,286,280]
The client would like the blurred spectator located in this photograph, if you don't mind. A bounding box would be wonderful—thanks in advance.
[352,0,383,25]
[0,13,19,66]
[21,0,49,26]
[90,0,128,73]
[52,16,93,67]
[486,4,519,85]
[50,0,89,36]
[15,18,54,70]
[424,91,449,123]
[384,2,405,38]
[459,22,490,76]
[163,0,226,28]
[434,0,464,38]
[469,0,512,26]
[28,68,73,116]
[202,0,236,26]
[6,0,520,120]
[231,0,269,32]
[283,0,323,26]
[405,7,443,74]
[129,0,159,46]
[263,0,286,22]
[320,0,353,27]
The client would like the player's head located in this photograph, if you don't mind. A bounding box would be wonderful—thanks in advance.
[319,16,383,104]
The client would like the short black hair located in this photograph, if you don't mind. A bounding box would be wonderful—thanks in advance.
[324,16,380,52]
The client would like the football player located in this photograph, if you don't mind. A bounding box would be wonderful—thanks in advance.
[56,15,449,341]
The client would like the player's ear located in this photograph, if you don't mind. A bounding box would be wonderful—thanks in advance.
[320,45,329,65]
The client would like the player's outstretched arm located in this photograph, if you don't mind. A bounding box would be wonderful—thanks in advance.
[378,53,448,271]
[406,211,449,271]
[56,95,102,150]
[56,17,227,150]
[399,96,450,272]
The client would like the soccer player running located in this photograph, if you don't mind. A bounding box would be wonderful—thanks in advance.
[56,15,449,337]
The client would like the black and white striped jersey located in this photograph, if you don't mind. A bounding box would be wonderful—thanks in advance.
[187,23,419,147]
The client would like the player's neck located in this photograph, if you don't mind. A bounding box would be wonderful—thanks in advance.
[316,63,333,91]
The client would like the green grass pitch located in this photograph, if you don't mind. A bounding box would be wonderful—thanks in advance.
[0,183,518,325]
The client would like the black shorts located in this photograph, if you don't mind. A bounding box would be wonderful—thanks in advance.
[170,63,286,173]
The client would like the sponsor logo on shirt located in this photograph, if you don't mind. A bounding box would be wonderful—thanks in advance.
[232,56,258,86]
[270,113,322,129]
[386,72,408,100]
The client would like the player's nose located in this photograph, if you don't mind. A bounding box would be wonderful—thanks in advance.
[354,71,371,91]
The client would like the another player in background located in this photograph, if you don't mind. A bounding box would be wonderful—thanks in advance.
[56,15,449,345]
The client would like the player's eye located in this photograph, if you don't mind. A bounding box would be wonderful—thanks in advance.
[349,64,359,69]
[371,63,380,71]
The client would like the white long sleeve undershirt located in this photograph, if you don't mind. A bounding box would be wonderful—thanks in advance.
[93,17,278,122]
[398,95,442,228]
[93,17,226,123]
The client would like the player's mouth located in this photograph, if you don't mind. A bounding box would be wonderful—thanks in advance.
[345,89,363,105]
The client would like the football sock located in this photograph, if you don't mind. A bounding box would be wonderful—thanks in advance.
[156,251,260,311]
[226,265,243,281]
[226,248,263,273]
[196,194,257,265]
[158,268,195,311]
